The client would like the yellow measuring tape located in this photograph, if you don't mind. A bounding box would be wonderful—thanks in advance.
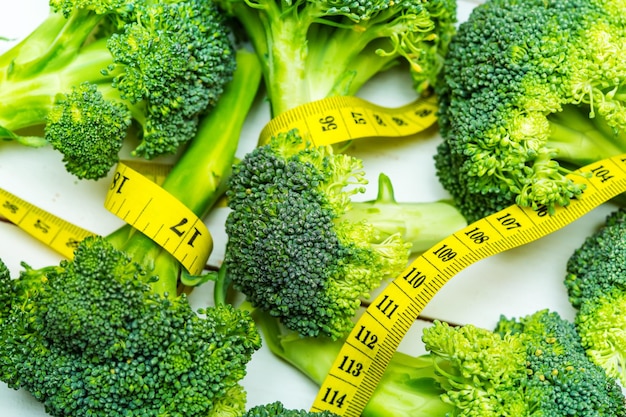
[258,95,439,146]
[104,162,212,276]
[0,188,94,259]
[0,160,211,276]
[310,154,626,416]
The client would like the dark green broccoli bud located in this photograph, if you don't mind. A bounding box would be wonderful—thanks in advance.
[493,310,626,416]
[565,208,626,308]
[423,309,626,416]
[45,82,132,180]
[243,401,340,417]
[224,129,466,339]
[564,208,626,385]
[0,260,11,320]
[0,0,236,179]
[213,0,457,117]
[105,0,237,157]
[434,0,626,222]
[0,236,261,417]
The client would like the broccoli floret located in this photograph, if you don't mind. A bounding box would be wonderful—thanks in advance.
[0,49,264,417]
[493,310,625,416]
[0,0,236,179]
[0,259,12,320]
[251,308,626,417]
[213,0,457,117]
[0,237,261,417]
[45,82,132,179]
[433,0,626,222]
[242,401,339,417]
[223,129,466,339]
[564,208,626,385]
[429,309,626,416]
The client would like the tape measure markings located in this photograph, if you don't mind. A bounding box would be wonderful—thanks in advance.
[312,153,626,416]
[104,163,212,276]
[0,188,95,259]
[2,159,208,273]
[259,95,438,146]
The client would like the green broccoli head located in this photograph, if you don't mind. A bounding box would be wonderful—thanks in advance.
[434,0,626,222]
[214,0,456,116]
[0,236,261,417]
[564,208,626,385]
[224,129,411,339]
[242,402,340,417]
[105,0,237,158]
[50,0,135,17]
[0,0,236,179]
[496,309,626,416]
[45,82,132,180]
[565,208,626,308]
[0,259,14,322]
[422,309,626,417]
[422,320,529,415]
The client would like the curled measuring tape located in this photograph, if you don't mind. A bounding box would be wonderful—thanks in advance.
[258,95,439,146]
[0,161,205,274]
[311,154,626,416]
[104,162,212,276]
[0,188,94,259]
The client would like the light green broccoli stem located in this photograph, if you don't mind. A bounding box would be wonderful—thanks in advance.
[107,50,262,297]
[547,104,626,166]
[0,37,118,138]
[225,2,400,118]
[285,20,398,114]
[348,173,467,253]
[254,309,454,417]
[0,9,102,79]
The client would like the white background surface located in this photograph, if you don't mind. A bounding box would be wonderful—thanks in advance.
[0,0,622,415]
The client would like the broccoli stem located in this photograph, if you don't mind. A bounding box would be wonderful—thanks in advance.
[266,24,397,116]
[547,104,626,166]
[0,9,101,79]
[106,49,262,297]
[253,309,454,417]
[347,174,467,253]
[302,23,399,105]
[226,3,398,118]
[0,37,117,135]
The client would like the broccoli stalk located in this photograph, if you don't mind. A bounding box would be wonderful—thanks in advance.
[250,307,626,417]
[0,49,264,417]
[349,173,467,253]
[0,0,237,179]
[251,308,454,416]
[564,208,626,386]
[212,0,457,117]
[221,129,466,340]
[434,0,626,222]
